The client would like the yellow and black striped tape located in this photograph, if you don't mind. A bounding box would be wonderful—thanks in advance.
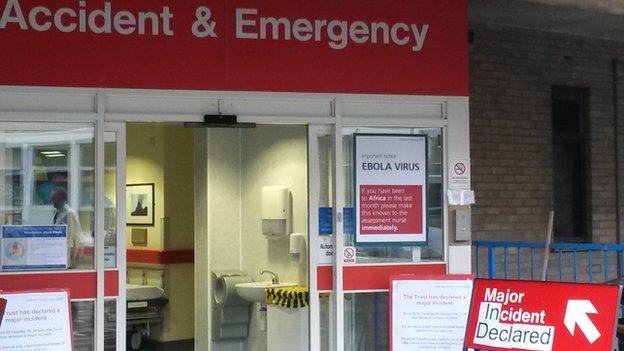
[266,287,309,308]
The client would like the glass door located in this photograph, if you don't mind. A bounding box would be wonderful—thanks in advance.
[334,125,447,351]
[308,125,334,351]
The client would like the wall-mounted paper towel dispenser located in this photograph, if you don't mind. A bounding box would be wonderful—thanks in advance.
[261,186,292,239]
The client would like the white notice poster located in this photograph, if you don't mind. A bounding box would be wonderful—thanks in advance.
[355,134,427,244]
[390,276,473,351]
[1,225,68,271]
[0,290,73,351]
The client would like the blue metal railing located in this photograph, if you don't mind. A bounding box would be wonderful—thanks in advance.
[473,240,624,282]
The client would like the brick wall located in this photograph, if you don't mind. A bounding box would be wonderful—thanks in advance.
[470,22,624,243]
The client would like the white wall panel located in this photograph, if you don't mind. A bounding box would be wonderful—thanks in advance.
[106,95,219,115]
[0,92,96,113]
[221,98,332,117]
[341,100,444,119]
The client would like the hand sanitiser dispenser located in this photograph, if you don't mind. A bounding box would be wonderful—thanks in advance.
[262,186,292,239]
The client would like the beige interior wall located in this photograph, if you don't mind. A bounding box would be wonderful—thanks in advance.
[126,124,165,250]
[208,129,242,271]
[242,125,308,351]
[194,130,210,350]
[205,125,308,351]
[126,123,195,342]
[207,129,244,351]
[240,125,308,285]
[163,127,196,250]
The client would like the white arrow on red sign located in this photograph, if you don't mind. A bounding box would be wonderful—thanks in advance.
[564,300,601,344]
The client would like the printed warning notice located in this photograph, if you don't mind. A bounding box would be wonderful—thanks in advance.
[390,275,473,351]
[355,134,427,244]
[360,185,423,234]
[0,290,72,351]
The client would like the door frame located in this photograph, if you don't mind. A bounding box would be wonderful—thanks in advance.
[105,121,127,351]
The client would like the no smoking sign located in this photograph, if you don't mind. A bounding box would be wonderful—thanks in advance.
[343,246,356,264]
[454,162,466,175]
[450,159,471,188]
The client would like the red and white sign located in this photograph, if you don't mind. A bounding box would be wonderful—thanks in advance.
[0,0,467,95]
[464,279,622,351]
[390,275,473,351]
[0,290,73,351]
[354,134,427,244]
[0,297,6,328]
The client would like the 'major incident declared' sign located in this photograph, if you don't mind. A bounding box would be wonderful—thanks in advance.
[464,279,621,351]
[0,290,73,351]
[355,134,427,244]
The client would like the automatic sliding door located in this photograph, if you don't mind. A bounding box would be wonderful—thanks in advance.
[338,126,446,351]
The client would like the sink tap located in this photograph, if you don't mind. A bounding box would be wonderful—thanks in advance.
[260,270,280,284]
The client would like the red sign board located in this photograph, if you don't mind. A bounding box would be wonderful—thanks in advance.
[0,0,467,95]
[359,185,423,234]
[464,279,622,351]
[0,297,6,328]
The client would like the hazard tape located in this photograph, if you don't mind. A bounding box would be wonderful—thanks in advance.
[266,286,309,308]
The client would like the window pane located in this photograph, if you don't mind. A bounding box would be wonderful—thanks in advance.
[1,125,95,270]
[72,300,95,351]
[104,133,117,268]
[344,293,389,351]
[551,87,588,241]
[72,300,122,350]
[105,299,117,351]
[316,134,333,351]
[320,293,331,351]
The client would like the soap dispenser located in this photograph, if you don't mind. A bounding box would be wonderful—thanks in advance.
[289,233,306,263]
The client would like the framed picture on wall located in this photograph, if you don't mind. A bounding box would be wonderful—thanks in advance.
[126,183,155,226]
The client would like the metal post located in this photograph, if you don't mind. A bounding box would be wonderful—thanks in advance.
[488,247,496,279]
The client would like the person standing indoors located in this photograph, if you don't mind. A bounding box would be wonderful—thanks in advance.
[51,186,84,268]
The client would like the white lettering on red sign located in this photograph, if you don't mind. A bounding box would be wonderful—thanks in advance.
[235,8,429,52]
[0,0,174,35]
[474,288,554,350]
[465,279,621,351]
[0,1,429,52]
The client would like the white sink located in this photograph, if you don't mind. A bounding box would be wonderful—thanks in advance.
[235,281,297,303]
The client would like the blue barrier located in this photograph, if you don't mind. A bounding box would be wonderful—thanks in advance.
[473,240,624,282]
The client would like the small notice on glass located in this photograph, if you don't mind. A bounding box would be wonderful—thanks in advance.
[447,190,475,206]
[1,225,68,271]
